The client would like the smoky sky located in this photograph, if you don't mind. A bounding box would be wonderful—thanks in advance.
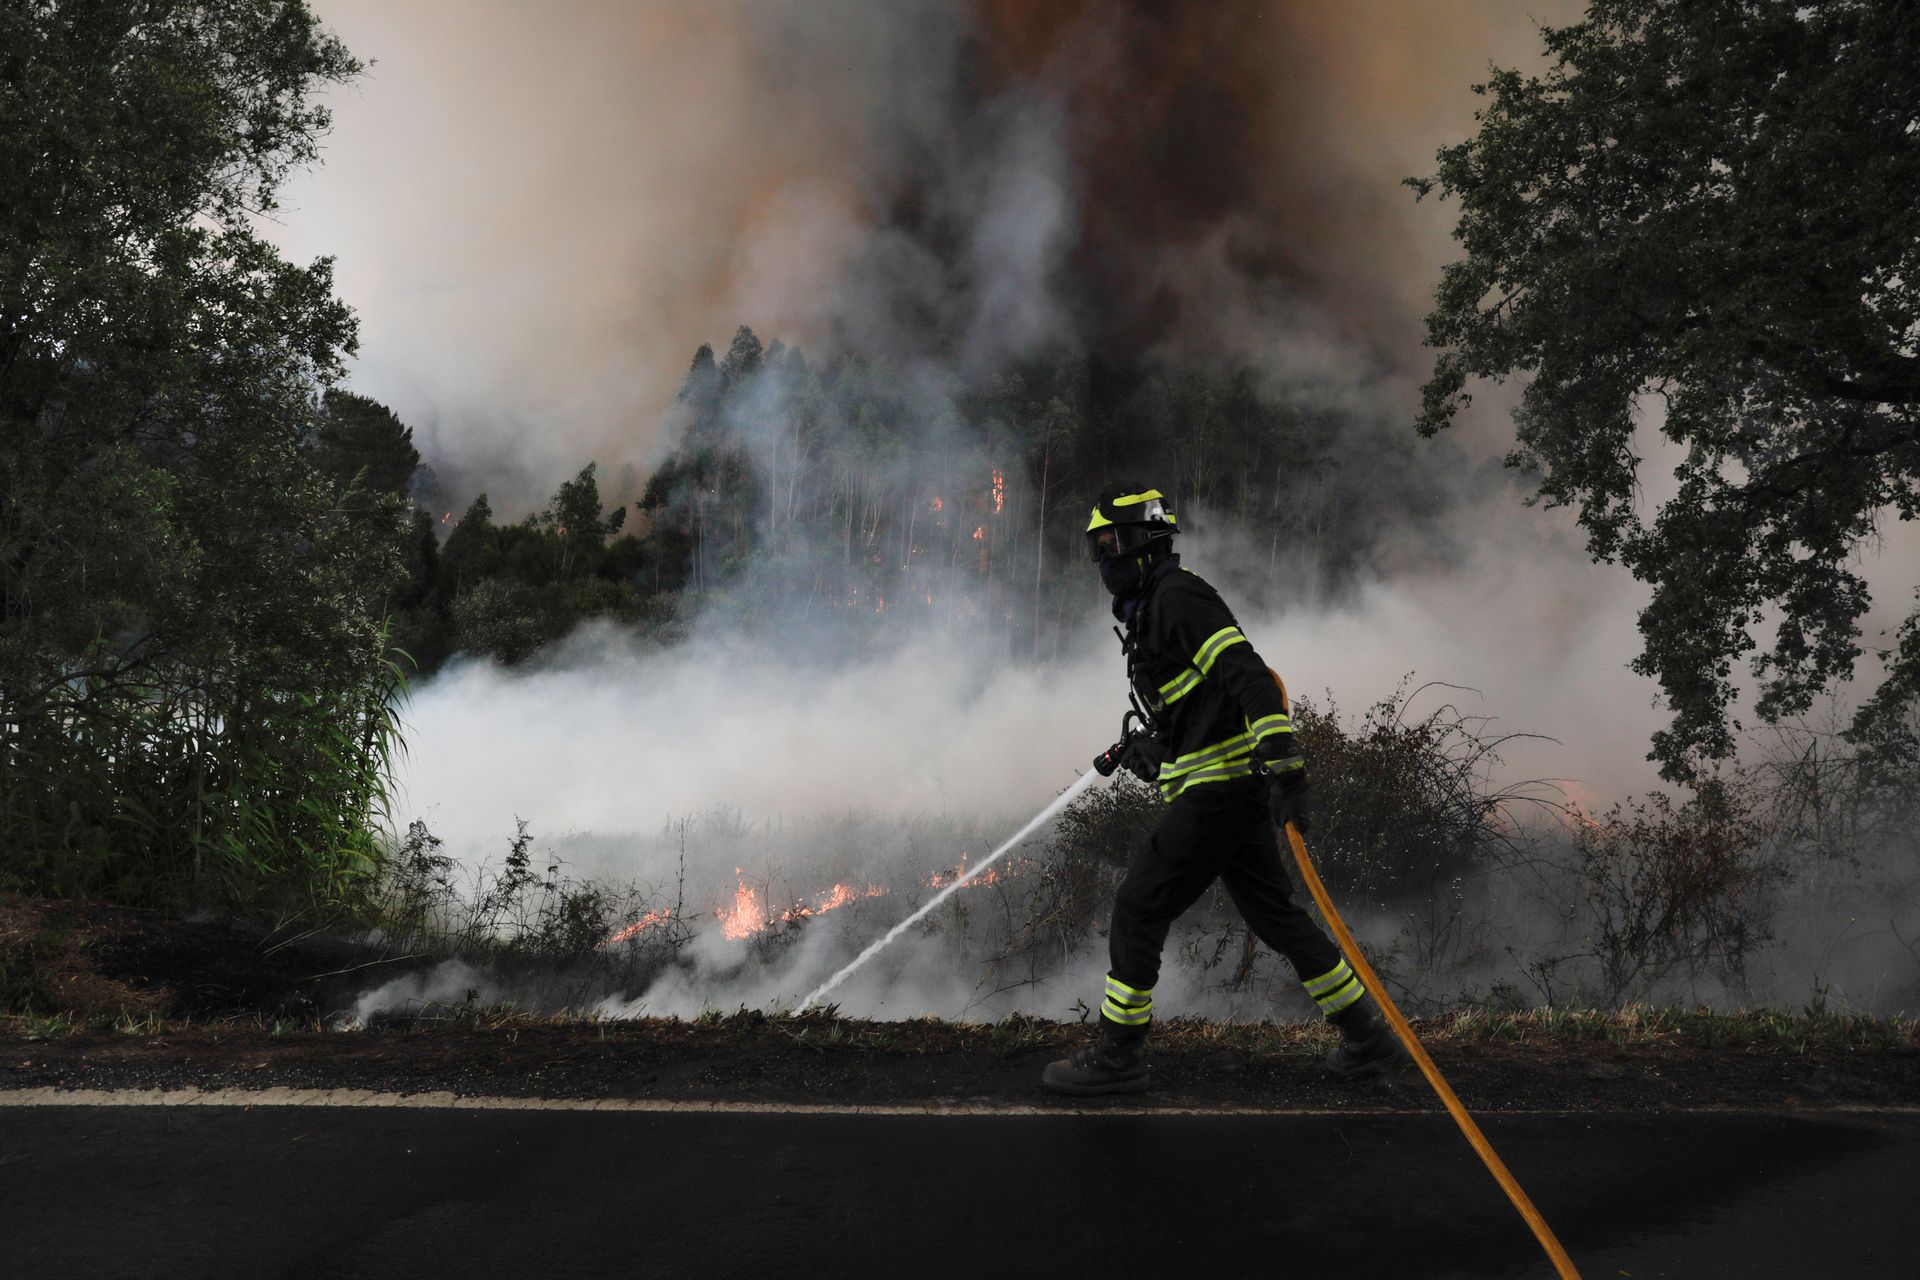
[270,0,1582,502]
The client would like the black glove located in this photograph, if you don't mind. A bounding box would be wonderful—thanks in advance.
[1266,762,1311,835]
[1117,732,1164,784]
[1093,731,1164,784]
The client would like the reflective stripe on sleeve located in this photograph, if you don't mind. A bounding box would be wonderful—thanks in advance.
[1247,712,1292,744]
[1157,626,1248,705]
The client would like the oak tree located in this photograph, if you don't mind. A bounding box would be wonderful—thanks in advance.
[1412,0,1920,778]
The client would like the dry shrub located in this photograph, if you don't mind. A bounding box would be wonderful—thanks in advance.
[1575,777,1788,1005]
[1294,680,1548,907]
[356,818,685,1006]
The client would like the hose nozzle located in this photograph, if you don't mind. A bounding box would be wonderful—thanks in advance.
[1092,709,1149,778]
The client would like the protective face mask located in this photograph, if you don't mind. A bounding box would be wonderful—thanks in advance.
[1098,551,1153,598]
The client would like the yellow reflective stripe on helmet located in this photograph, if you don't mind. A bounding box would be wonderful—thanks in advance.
[1104,976,1152,1005]
[1088,489,1173,533]
[1303,959,1355,997]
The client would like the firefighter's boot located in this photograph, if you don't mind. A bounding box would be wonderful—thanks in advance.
[1325,998,1406,1078]
[1041,1021,1150,1095]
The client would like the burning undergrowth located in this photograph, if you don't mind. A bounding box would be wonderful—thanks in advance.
[345,801,1086,1028]
[344,680,1920,1029]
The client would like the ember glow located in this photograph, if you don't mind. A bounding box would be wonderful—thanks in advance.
[991,469,1005,514]
[929,851,1003,890]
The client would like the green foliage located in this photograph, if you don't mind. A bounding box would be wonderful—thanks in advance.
[1412,0,1920,779]
[427,465,658,666]
[313,391,422,501]
[0,2,404,910]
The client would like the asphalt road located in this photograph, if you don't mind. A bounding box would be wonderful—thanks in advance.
[2,1100,1915,1279]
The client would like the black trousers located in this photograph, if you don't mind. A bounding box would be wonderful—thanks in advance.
[1109,775,1343,1007]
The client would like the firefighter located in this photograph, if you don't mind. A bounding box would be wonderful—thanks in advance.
[1042,483,1406,1094]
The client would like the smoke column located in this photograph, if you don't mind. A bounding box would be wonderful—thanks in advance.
[271,0,1584,495]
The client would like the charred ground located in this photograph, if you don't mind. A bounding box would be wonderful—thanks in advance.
[3,893,1916,1112]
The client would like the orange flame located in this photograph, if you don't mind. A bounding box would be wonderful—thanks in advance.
[604,907,675,947]
[992,469,1005,514]
[972,526,985,541]
[716,871,888,940]
[931,496,944,511]
[718,873,764,941]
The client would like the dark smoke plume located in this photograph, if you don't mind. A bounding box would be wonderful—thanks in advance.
[280,0,1579,483]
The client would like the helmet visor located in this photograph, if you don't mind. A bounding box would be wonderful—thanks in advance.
[1086,522,1165,563]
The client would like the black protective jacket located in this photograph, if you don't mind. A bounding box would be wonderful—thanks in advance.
[1119,558,1301,800]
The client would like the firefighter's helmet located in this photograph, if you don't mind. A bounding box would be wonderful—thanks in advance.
[1085,484,1177,562]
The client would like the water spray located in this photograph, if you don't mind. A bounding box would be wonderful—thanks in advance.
[796,770,1100,1011]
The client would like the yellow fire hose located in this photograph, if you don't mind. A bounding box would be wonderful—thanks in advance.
[1269,671,1579,1278]
[1279,822,1580,1278]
